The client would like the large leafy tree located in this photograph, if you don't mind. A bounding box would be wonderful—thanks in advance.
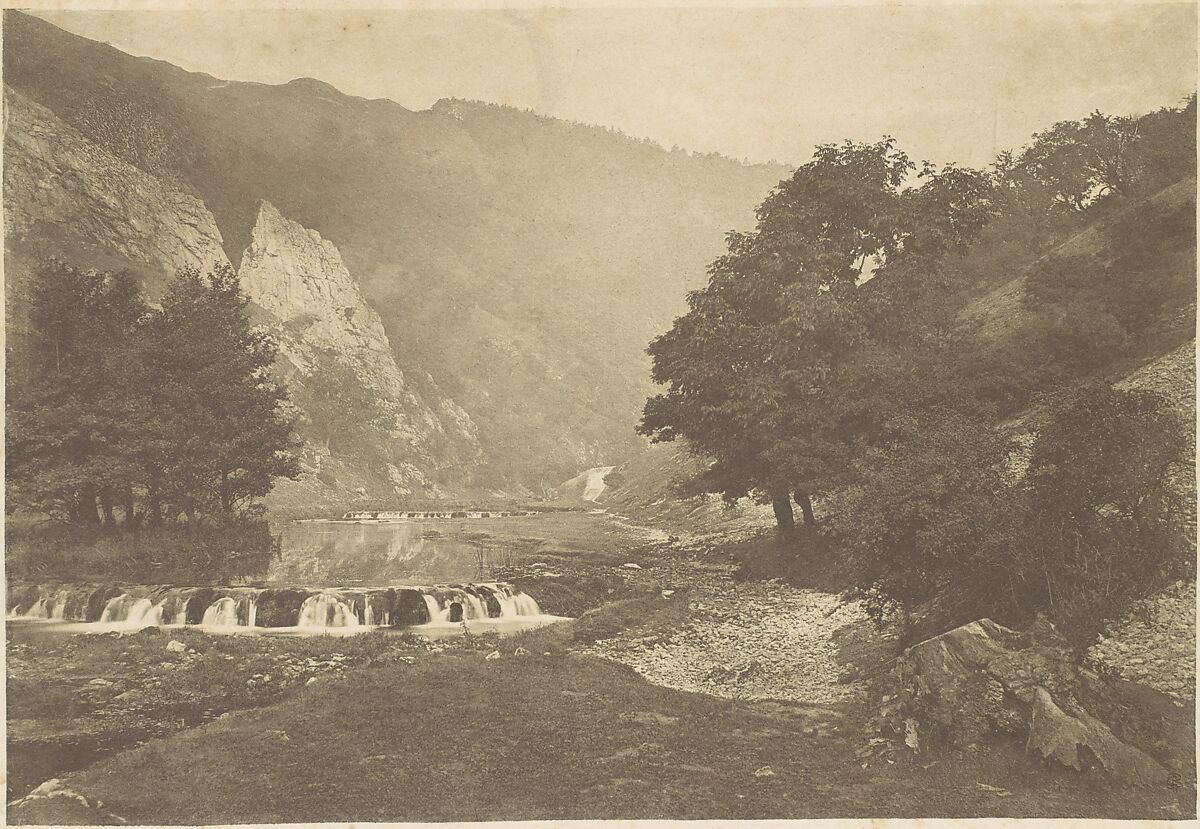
[641,139,914,530]
[1012,111,1140,212]
[641,139,998,532]
[1003,96,1195,217]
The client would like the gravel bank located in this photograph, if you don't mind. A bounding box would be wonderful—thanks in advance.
[1087,580,1196,703]
[582,552,876,706]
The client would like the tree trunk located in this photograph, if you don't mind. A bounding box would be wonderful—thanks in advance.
[122,488,137,526]
[146,479,162,525]
[794,491,816,528]
[78,486,101,525]
[771,491,795,533]
[99,489,116,527]
[146,494,162,526]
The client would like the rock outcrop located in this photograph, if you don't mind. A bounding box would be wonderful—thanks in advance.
[3,85,230,327]
[238,200,404,384]
[237,201,481,497]
[870,617,1186,786]
[7,778,128,825]
[4,90,482,502]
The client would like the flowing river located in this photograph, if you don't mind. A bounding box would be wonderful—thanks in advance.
[8,512,563,636]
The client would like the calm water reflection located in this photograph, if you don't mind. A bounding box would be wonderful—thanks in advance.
[267,518,519,585]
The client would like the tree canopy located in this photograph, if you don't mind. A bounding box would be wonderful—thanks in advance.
[640,138,997,530]
[639,94,1195,640]
[7,261,299,526]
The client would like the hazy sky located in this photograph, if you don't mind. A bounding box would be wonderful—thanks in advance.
[28,3,1198,168]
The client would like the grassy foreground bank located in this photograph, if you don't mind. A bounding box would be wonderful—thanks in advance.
[11,643,1188,823]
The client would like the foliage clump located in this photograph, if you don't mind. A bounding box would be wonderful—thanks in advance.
[641,94,1196,640]
[6,261,300,529]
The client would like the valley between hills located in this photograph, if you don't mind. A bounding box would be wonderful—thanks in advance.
[4,7,1197,824]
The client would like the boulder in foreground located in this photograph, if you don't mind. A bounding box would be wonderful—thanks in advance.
[872,617,1184,786]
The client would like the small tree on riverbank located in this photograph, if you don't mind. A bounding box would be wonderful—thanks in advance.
[145,264,299,519]
[6,261,150,524]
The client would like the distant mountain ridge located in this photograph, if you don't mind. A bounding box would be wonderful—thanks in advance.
[2,10,788,501]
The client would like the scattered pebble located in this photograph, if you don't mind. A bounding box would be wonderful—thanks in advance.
[1087,581,1196,702]
[584,558,871,706]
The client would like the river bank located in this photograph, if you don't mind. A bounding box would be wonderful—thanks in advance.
[7,509,1193,822]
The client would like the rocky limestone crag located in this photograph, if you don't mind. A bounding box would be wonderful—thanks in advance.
[869,617,1187,785]
[3,86,230,312]
[4,86,481,503]
[237,200,481,495]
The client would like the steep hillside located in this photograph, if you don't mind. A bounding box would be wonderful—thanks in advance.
[3,87,230,345]
[959,177,1196,350]
[3,10,786,490]
[3,86,484,504]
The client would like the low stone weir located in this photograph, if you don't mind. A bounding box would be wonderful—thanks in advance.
[7,582,546,630]
[339,509,538,520]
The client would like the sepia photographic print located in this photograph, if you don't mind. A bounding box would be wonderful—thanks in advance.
[2,1,1197,824]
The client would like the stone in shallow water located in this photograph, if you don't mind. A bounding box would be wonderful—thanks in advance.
[254,588,310,627]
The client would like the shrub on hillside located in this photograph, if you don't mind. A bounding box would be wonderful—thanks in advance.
[994,385,1194,643]
[836,407,1014,633]
[843,385,1193,645]
[1022,187,1196,369]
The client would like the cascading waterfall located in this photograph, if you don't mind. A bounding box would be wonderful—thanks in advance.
[487,582,542,617]
[8,581,553,633]
[298,593,360,629]
[421,594,442,623]
[48,588,72,620]
[96,594,163,626]
[202,597,239,627]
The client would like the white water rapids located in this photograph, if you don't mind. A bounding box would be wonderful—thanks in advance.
[9,582,557,637]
